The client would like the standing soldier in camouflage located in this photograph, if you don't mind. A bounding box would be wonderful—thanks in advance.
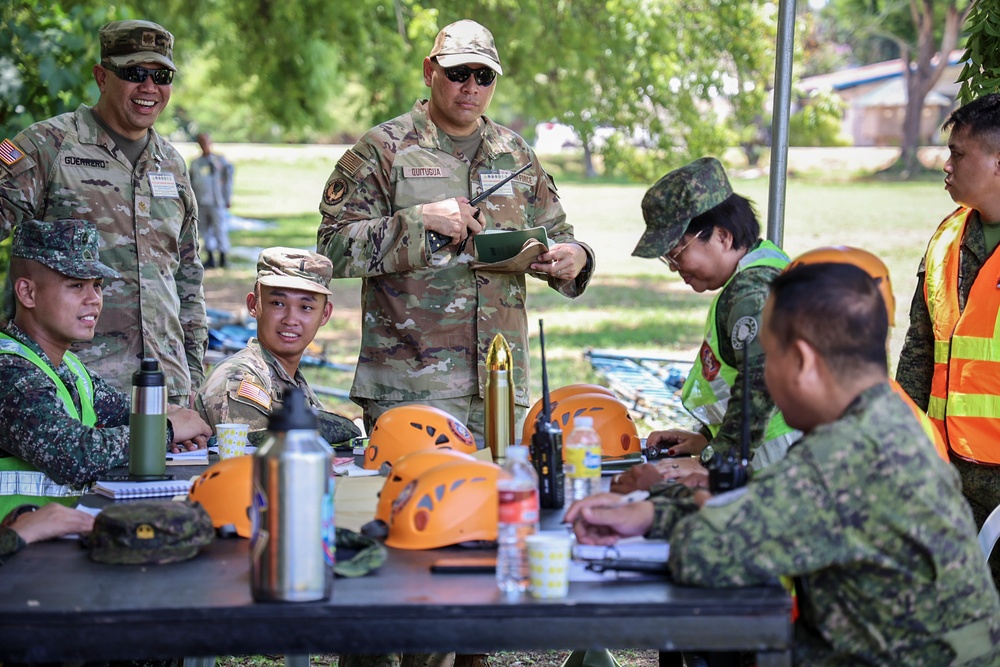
[568,263,1000,666]
[896,93,1000,589]
[189,132,234,269]
[317,20,594,440]
[196,248,360,446]
[0,219,210,521]
[0,20,207,405]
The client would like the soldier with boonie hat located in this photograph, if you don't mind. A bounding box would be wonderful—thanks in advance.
[0,219,212,521]
[613,158,798,498]
[195,248,359,448]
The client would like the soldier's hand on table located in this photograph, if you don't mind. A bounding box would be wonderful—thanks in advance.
[531,243,587,281]
[167,406,212,446]
[10,504,94,545]
[647,429,708,457]
[422,197,483,249]
[610,463,664,494]
[676,468,710,492]
[654,457,705,482]
[564,492,655,546]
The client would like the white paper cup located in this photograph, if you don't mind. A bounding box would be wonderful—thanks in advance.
[527,533,572,599]
[216,423,249,460]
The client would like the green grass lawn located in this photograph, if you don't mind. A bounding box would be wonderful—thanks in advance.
[211,149,952,419]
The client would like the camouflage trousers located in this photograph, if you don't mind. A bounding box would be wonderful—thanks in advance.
[339,654,488,667]
[952,457,1000,589]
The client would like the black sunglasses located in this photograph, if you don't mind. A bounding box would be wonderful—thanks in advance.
[103,63,174,85]
[439,63,497,87]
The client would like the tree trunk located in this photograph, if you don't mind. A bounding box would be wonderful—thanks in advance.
[583,143,597,179]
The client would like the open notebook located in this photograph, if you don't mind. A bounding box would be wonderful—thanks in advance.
[93,478,194,500]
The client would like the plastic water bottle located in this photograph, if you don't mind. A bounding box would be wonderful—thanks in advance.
[496,445,539,595]
[565,416,602,503]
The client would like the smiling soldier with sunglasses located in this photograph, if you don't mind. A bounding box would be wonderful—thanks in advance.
[318,20,595,450]
[0,20,207,407]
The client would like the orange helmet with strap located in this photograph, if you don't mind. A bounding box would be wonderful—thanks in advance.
[786,246,896,324]
[385,459,500,550]
[522,383,616,445]
[188,455,252,538]
[547,393,642,459]
[365,404,477,471]
[374,449,478,524]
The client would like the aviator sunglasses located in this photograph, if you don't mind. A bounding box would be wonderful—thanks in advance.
[436,61,497,87]
[103,63,174,85]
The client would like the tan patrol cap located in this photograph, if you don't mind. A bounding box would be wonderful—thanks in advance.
[429,20,503,75]
[256,247,333,296]
[99,20,176,71]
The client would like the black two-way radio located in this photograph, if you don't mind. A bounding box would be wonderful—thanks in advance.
[708,326,753,493]
[531,319,565,509]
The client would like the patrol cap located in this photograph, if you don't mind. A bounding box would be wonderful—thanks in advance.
[632,157,733,258]
[13,219,120,280]
[429,20,503,75]
[86,500,214,565]
[99,20,176,72]
[256,247,333,296]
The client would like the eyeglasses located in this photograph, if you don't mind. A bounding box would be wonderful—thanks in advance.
[103,63,174,85]
[659,232,704,270]
[438,63,497,87]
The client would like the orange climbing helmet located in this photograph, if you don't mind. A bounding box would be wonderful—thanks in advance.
[384,459,500,550]
[365,404,477,471]
[188,455,252,538]
[522,383,616,445]
[786,246,896,324]
[374,448,478,524]
[547,393,642,459]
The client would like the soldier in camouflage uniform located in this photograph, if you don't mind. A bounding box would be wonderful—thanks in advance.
[0,219,210,521]
[0,20,207,404]
[897,93,1000,589]
[189,133,234,269]
[568,263,1000,666]
[615,158,798,494]
[317,20,594,440]
[196,248,360,446]
[0,502,95,565]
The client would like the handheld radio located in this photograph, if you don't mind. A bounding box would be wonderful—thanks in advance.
[708,326,753,493]
[531,319,565,509]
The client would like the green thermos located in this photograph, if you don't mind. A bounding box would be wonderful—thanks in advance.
[128,358,167,479]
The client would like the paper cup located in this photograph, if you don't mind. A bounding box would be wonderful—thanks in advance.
[527,533,572,599]
[216,423,249,460]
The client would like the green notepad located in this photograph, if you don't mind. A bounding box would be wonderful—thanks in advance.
[473,226,550,263]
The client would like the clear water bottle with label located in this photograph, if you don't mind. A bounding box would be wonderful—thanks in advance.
[565,416,602,503]
[496,445,539,595]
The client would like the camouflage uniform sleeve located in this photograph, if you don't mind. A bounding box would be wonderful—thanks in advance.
[711,267,779,460]
[196,364,270,435]
[317,139,429,278]
[0,526,27,564]
[0,131,48,234]
[91,371,130,428]
[175,160,208,394]
[0,358,128,485]
[318,410,361,447]
[895,260,933,411]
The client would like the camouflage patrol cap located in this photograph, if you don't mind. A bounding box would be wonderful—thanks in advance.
[13,219,120,280]
[256,247,333,296]
[99,20,176,72]
[334,527,388,577]
[429,20,503,75]
[632,157,733,258]
[87,500,214,565]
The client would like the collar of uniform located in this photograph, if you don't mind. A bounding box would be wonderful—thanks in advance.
[963,208,989,265]
[411,100,519,159]
[2,322,57,369]
[249,337,306,387]
[76,104,164,163]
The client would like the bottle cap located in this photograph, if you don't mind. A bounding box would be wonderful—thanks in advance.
[575,416,594,428]
[506,445,529,461]
[132,358,165,387]
[267,387,318,431]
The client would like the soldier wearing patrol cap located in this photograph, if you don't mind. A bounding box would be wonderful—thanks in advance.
[196,248,360,447]
[0,219,211,521]
[614,157,798,494]
[0,19,207,406]
[317,19,595,441]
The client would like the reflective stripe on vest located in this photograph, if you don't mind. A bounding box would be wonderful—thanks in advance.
[923,207,1000,463]
[0,333,96,425]
[680,240,800,469]
[890,379,949,461]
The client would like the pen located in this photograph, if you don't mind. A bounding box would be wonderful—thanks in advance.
[617,490,650,505]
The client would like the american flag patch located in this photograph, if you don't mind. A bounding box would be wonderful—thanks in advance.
[0,139,25,166]
[237,378,272,410]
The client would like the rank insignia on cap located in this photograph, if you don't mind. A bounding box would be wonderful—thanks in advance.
[0,139,25,166]
[237,378,272,410]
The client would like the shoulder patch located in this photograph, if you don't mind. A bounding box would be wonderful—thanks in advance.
[0,139,25,166]
[236,378,272,411]
[324,178,348,207]
[731,316,758,350]
[336,149,366,178]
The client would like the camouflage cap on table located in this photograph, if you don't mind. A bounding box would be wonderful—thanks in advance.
[87,500,214,565]
[632,157,733,258]
[13,219,121,280]
[99,19,176,71]
[334,527,388,577]
[429,19,503,75]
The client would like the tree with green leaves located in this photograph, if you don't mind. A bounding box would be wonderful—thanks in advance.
[956,0,1000,104]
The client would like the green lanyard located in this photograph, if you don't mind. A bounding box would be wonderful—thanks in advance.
[0,333,97,426]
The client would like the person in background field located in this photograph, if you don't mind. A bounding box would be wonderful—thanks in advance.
[0,19,207,405]
[568,262,1000,666]
[896,92,1000,589]
[196,248,360,447]
[0,219,210,521]
[0,503,95,565]
[317,19,594,443]
[189,132,234,269]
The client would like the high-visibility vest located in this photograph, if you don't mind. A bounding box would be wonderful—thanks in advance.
[923,207,1000,464]
[889,379,949,461]
[681,240,800,470]
[0,333,96,518]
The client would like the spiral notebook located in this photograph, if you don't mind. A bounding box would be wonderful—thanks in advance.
[92,478,194,499]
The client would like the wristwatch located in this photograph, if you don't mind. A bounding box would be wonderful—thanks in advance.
[700,445,716,466]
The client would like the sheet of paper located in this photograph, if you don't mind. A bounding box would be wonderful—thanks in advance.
[334,475,385,531]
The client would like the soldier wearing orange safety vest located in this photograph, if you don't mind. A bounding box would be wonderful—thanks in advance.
[897,92,1000,589]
